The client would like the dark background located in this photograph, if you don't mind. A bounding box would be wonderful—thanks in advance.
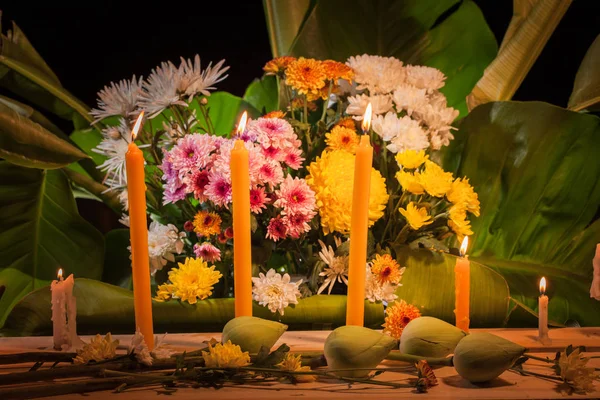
[1,2,598,231]
[2,2,598,108]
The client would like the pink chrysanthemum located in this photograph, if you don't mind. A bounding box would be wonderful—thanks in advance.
[262,145,282,161]
[283,212,312,238]
[169,134,218,173]
[283,147,304,170]
[274,176,316,215]
[266,217,287,242]
[204,172,232,207]
[250,186,269,214]
[249,118,296,150]
[258,159,284,187]
[184,169,210,202]
[163,179,187,204]
[193,242,221,262]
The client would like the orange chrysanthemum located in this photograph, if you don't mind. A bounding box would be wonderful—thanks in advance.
[370,254,402,285]
[263,110,286,119]
[285,57,327,96]
[325,126,360,153]
[290,97,318,111]
[263,56,296,75]
[193,210,222,237]
[335,117,357,131]
[322,60,354,82]
[382,300,421,339]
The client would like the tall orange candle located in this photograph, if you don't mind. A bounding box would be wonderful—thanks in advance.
[346,104,373,326]
[230,112,253,317]
[454,236,470,332]
[125,112,154,350]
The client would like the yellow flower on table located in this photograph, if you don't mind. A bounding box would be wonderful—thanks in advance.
[396,170,425,195]
[307,150,388,234]
[285,57,327,96]
[557,347,596,393]
[73,333,119,364]
[155,257,222,304]
[325,126,360,153]
[448,205,474,242]
[202,340,250,368]
[276,353,316,382]
[420,160,453,197]
[193,210,222,237]
[447,177,480,217]
[399,202,433,230]
[395,149,429,170]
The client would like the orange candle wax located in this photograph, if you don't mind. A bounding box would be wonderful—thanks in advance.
[454,236,470,332]
[231,112,253,317]
[125,112,154,350]
[346,104,373,326]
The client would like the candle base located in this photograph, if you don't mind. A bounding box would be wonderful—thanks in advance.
[537,333,552,345]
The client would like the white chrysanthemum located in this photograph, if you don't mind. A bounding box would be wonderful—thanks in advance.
[405,65,446,92]
[365,265,398,303]
[392,84,429,116]
[119,214,130,227]
[118,189,129,211]
[346,54,405,94]
[93,137,130,189]
[386,116,430,154]
[138,62,187,118]
[252,269,302,315]
[151,333,174,360]
[316,239,348,295]
[418,102,459,132]
[430,129,455,150]
[146,222,186,275]
[129,328,153,366]
[178,55,229,99]
[346,93,393,120]
[90,75,143,123]
[372,112,404,141]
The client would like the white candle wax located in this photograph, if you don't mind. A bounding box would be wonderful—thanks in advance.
[51,270,78,350]
[538,277,549,341]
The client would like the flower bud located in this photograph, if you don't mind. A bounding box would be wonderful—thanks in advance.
[400,317,466,358]
[225,226,234,238]
[222,316,287,353]
[183,221,194,232]
[200,97,208,105]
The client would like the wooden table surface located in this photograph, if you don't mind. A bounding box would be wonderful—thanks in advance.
[1,328,599,399]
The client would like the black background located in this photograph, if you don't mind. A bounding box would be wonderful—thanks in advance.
[2,2,598,108]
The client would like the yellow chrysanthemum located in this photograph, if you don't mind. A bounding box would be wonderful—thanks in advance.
[396,170,425,195]
[202,340,250,368]
[382,300,421,340]
[395,150,429,170]
[325,126,360,153]
[399,202,433,230]
[419,160,454,197]
[447,177,480,217]
[307,150,389,234]
[285,57,327,96]
[321,59,355,82]
[263,56,296,75]
[335,117,357,131]
[156,257,222,304]
[448,205,473,242]
[73,333,119,364]
[276,353,316,382]
[193,210,222,237]
[370,254,403,285]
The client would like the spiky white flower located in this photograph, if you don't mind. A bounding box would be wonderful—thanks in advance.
[151,333,174,360]
[346,54,405,94]
[138,62,188,118]
[404,65,446,92]
[146,222,186,275]
[93,137,130,190]
[90,75,143,123]
[346,94,393,120]
[178,55,229,99]
[317,239,348,295]
[365,265,398,303]
[252,269,302,315]
[392,84,429,116]
[129,328,153,366]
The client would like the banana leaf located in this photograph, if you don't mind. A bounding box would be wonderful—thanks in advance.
[0,102,88,169]
[0,162,105,326]
[568,34,600,112]
[467,0,571,109]
[243,75,278,115]
[446,101,600,326]
[265,0,498,116]
[0,279,385,336]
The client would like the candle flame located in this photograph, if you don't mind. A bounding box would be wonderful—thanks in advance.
[539,277,547,295]
[459,236,469,257]
[57,268,63,279]
[131,111,145,140]
[361,103,372,133]
[236,111,248,135]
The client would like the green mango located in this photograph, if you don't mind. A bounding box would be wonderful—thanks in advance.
[324,325,397,378]
[453,332,526,383]
[221,316,287,353]
[400,317,467,358]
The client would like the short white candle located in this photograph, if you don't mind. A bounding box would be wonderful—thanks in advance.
[538,277,549,341]
[51,269,78,350]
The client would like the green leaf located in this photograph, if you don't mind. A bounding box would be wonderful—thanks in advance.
[70,128,105,166]
[243,75,278,114]
[276,0,497,116]
[0,102,89,169]
[200,92,261,135]
[0,22,92,123]
[263,0,312,57]
[1,279,385,336]
[467,0,571,109]
[450,101,600,326]
[101,229,132,289]
[0,163,104,327]
[568,34,600,112]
